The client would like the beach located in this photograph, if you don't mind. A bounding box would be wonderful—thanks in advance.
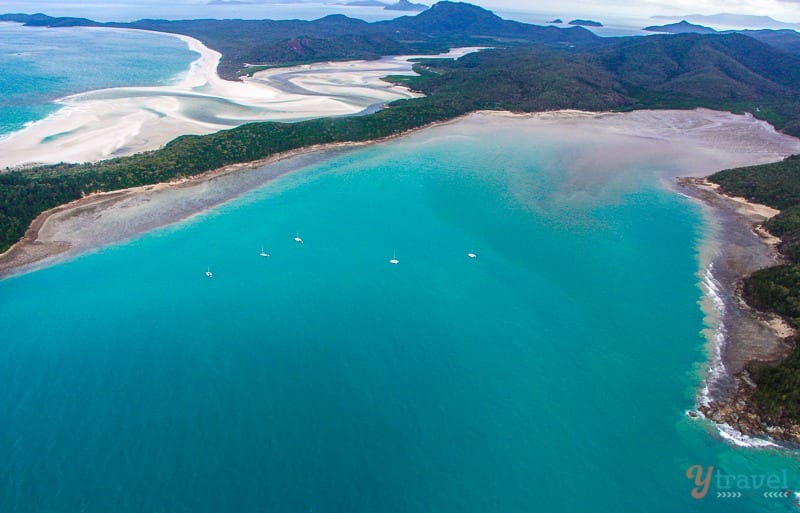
[681,179,793,369]
[0,27,480,168]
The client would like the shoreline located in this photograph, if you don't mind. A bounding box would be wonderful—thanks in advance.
[0,114,466,279]
[3,107,798,277]
[679,176,800,445]
[0,23,480,169]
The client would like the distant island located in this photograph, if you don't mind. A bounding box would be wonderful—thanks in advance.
[546,18,563,24]
[643,20,716,34]
[568,19,602,27]
[651,13,800,30]
[344,0,387,6]
[384,0,427,11]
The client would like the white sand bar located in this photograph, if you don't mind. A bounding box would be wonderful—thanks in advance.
[0,30,482,168]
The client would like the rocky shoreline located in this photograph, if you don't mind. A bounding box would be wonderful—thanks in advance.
[679,177,800,444]
[698,372,800,444]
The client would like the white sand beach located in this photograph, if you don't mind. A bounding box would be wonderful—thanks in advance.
[0,30,481,168]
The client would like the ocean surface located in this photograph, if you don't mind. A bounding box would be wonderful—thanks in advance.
[1,118,800,512]
[0,23,197,139]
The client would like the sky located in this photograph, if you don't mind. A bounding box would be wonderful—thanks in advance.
[0,0,796,24]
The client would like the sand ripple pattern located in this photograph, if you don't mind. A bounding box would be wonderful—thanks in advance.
[0,30,479,168]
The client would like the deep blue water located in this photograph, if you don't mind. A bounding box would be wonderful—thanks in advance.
[1,121,799,512]
[0,23,197,137]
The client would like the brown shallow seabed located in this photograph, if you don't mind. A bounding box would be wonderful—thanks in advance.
[0,142,372,279]
[0,115,465,279]
[679,177,800,443]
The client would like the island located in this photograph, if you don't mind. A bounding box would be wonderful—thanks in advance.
[546,18,563,24]
[344,0,388,6]
[384,0,428,11]
[568,19,603,27]
[643,20,717,34]
[652,13,799,30]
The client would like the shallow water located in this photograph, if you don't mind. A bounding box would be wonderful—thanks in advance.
[1,115,799,512]
[0,23,196,138]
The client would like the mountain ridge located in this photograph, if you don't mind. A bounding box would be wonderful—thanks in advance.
[1,4,603,79]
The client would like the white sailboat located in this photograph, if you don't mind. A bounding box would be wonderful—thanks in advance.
[294,235,304,244]
[260,247,270,257]
[467,252,477,259]
[389,250,399,265]
[205,266,213,278]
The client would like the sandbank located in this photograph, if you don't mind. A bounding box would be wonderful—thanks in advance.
[0,27,481,168]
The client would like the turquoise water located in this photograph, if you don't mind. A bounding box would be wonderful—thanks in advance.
[1,122,799,512]
[0,23,197,137]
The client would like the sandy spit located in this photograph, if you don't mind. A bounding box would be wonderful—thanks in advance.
[0,25,481,169]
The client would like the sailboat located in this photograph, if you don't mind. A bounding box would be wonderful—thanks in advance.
[205,266,213,278]
[389,250,399,265]
[467,251,477,259]
[260,246,270,257]
[294,235,304,244]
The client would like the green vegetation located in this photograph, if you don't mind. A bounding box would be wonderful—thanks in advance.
[711,155,800,210]
[0,95,473,253]
[3,26,800,256]
[710,156,800,420]
[0,3,604,80]
[753,346,800,420]
[744,265,800,322]
[713,156,800,265]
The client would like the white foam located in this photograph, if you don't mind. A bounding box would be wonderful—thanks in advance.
[697,250,783,449]
[717,422,779,448]
[698,262,729,405]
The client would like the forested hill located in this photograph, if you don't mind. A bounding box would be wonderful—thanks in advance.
[3,2,800,81]
[0,3,603,79]
[405,32,800,134]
